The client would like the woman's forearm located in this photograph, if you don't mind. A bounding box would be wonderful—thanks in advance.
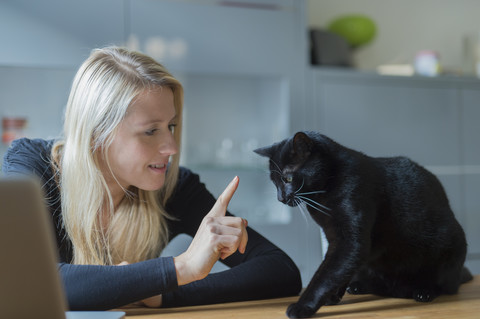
[59,257,177,310]
[163,250,301,307]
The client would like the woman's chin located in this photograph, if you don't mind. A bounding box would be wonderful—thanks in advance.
[138,180,165,192]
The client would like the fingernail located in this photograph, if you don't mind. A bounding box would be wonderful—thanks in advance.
[229,176,238,186]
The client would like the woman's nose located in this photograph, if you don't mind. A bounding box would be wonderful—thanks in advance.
[160,131,178,156]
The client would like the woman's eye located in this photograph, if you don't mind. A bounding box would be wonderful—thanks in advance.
[145,129,157,136]
[145,124,176,136]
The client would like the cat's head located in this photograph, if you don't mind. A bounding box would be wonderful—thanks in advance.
[254,131,331,207]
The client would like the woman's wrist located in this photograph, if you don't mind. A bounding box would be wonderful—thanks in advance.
[173,254,193,286]
[141,294,163,308]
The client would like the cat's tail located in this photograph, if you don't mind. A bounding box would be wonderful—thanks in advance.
[460,266,473,284]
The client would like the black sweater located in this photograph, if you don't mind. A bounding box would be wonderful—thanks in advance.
[2,138,301,310]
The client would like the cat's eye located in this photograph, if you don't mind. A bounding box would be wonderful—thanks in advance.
[284,176,293,183]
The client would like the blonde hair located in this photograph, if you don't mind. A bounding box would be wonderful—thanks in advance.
[52,47,183,265]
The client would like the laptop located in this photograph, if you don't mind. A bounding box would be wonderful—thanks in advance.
[0,177,125,319]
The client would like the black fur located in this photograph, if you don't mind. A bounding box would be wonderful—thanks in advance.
[255,131,472,319]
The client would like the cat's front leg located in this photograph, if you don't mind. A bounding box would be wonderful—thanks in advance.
[286,284,346,317]
[286,272,349,318]
[286,225,369,318]
[286,275,348,318]
[286,251,358,318]
[326,284,348,305]
[286,302,318,319]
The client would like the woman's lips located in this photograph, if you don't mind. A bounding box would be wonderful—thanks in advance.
[148,163,167,173]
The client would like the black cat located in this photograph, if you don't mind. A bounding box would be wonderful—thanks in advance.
[254,131,472,319]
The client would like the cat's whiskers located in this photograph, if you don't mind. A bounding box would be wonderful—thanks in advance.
[296,199,309,224]
[294,179,326,197]
[294,179,305,194]
[295,195,332,217]
[302,200,329,214]
[265,158,332,217]
[297,195,331,211]
[296,190,326,196]
[300,201,332,217]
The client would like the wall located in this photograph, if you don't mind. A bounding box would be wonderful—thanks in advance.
[307,68,480,274]
[0,2,90,67]
[307,0,480,73]
[0,0,320,286]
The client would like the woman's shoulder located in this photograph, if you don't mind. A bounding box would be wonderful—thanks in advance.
[2,138,56,176]
[9,137,54,152]
[173,166,204,196]
[177,166,199,183]
[166,166,209,212]
[5,137,55,155]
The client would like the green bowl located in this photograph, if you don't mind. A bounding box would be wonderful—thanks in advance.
[328,15,376,48]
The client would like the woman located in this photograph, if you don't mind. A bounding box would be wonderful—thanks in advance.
[2,47,301,310]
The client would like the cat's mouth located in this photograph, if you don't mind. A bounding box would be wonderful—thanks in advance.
[284,198,299,207]
[278,191,299,207]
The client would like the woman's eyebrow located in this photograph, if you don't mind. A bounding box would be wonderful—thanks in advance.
[135,118,163,126]
[136,114,177,126]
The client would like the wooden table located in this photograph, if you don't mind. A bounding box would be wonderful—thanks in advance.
[120,275,480,318]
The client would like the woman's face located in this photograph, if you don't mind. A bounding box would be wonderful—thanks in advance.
[102,87,178,196]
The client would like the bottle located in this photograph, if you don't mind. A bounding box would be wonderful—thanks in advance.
[414,50,440,77]
[2,117,27,145]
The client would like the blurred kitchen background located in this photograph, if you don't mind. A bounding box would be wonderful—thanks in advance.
[1,0,479,284]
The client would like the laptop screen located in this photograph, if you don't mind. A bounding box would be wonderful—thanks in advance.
[0,177,68,318]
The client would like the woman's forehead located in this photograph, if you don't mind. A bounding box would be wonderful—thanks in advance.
[125,87,176,124]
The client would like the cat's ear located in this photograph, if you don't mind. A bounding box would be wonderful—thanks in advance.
[293,132,314,159]
[254,145,274,158]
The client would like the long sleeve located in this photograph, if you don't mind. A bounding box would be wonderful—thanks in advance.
[2,138,302,310]
[2,139,72,261]
[161,231,302,307]
[163,168,302,307]
[2,139,180,310]
[58,258,178,310]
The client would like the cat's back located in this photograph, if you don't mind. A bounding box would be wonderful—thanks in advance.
[378,156,444,194]
[372,155,468,274]
[376,155,455,223]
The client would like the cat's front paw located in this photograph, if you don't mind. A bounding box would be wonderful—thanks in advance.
[346,281,367,295]
[413,289,435,302]
[286,302,317,319]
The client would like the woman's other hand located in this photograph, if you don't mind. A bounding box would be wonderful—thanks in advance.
[174,176,248,286]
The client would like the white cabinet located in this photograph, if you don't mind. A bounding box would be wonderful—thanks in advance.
[0,0,319,287]
[0,66,76,157]
[461,88,480,272]
[305,68,480,274]
[311,70,461,165]
[179,73,291,225]
[128,0,314,284]
[129,0,300,75]
[0,0,124,67]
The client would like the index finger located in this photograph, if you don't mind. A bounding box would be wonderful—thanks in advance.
[207,176,239,217]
